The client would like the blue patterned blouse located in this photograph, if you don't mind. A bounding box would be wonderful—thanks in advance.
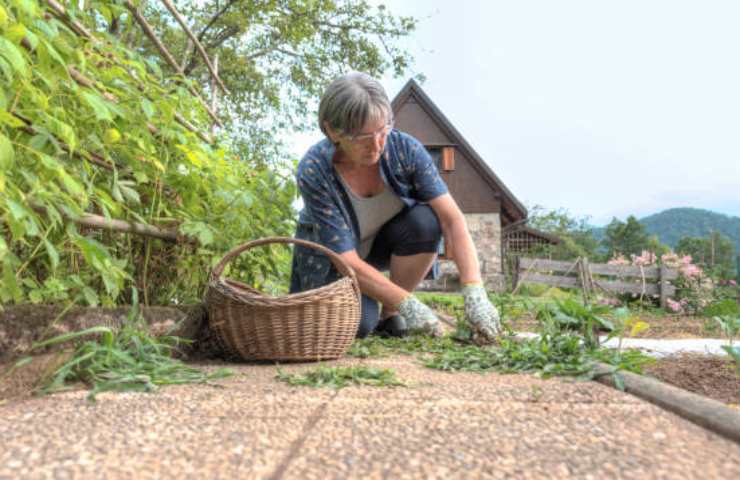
[289,130,449,293]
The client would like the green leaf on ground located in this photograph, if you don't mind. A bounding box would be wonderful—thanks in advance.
[276,365,405,389]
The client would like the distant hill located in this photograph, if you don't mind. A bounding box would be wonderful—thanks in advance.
[592,208,740,252]
[640,208,740,252]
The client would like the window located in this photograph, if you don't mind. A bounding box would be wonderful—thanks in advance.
[426,146,455,172]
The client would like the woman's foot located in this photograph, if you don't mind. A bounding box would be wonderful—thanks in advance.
[374,314,408,338]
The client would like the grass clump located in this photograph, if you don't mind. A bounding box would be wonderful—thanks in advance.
[17,292,232,401]
[275,365,405,389]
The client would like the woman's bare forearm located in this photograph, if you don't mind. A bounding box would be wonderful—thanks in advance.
[338,250,409,307]
[444,214,481,285]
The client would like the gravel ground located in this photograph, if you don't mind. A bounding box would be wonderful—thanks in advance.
[1,356,739,479]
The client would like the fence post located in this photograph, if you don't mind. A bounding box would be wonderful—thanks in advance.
[659,264,668,309]
[512,256,520,292]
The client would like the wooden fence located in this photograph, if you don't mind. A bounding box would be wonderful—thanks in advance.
[513,257,678,308]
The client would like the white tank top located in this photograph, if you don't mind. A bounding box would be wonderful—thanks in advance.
[337,175,404,258]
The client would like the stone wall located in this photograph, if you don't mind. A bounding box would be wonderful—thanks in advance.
[419,213,505,292]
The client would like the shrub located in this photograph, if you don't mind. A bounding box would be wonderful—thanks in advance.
[702,299,740,318]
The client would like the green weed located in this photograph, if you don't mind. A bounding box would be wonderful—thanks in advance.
[713,315,740,373]
[424,333,593,378]
[536,298,615,348]
[17,292,232,401]
[416,292,464,314]
[703,299,740,318]
[275,365,405,389]
[347,335,460,358]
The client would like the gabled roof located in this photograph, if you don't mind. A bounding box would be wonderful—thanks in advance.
[391,79,527,223]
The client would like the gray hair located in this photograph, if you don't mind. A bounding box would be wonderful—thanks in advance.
[318,72,392,137]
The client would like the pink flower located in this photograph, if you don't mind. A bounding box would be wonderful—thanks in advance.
[730,280,737,286]
[666,298,683,313]
[631,250,656,266]
[680,264,703,279]
[661,252,680,268]
[608,255,630,266]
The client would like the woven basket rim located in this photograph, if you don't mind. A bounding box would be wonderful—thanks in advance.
[209,275,356,305]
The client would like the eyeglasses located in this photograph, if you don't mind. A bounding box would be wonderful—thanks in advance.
[345,122,394,145]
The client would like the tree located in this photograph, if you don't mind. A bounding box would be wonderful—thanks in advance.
[602,216,650,258]
[676,231,736,279]
[646,234,670,258]
[526,205,600,260]
[114,0,417,161]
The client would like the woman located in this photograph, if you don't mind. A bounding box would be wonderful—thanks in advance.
[290,72,500,342]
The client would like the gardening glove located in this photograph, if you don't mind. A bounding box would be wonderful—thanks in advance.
[462,283,501,344]
[397,295,444,337]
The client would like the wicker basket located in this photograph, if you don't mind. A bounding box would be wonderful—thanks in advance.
[205,237,361,361]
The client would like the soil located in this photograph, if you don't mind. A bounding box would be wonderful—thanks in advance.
[643,353,740,406]
[508,313,723,340]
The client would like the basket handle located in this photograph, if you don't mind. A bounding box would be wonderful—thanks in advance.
[211,237,360,294]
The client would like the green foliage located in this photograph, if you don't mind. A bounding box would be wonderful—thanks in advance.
[275,365,405,389]
[605,307,649,353]
[347,335,459,358]
[713,315,739,346]
[1,1,376,306]
[415,291,463,312]
[1,0,415,307]
[526,205,601,260]
[132,0,416,156]
[713,315,740,373]
[536,298,615,349]
[722,346,740,373]
[702,299,740,318]
[347,300,653,389]
[676,231,736,279]
[18,292,233,401]
[425,334,594,378]
[603,215,650,258]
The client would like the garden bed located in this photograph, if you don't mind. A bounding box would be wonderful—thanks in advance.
[643,353,739,406]
[508,313,723,339]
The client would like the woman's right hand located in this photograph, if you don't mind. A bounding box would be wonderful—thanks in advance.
[397,295,443,337]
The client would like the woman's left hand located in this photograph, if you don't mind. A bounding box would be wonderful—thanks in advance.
[462,283,501,344]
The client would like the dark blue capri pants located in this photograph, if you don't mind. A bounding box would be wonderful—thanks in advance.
[356,204,442,338]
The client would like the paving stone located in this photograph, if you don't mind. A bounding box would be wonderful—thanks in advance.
[1,356,738,479]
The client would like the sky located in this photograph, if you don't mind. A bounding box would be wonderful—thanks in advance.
[289,0,740,225]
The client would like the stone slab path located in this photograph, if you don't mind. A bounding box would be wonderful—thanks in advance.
[516,332,732,358]
[1,355,739,479]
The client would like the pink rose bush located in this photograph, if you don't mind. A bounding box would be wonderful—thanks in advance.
[605,250,713,314]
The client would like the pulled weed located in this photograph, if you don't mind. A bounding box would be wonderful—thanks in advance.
[425,333,593,378]
[275,365,405,389]
[16,292,232,401]
[347,335,460,358]
[346,300,654,390]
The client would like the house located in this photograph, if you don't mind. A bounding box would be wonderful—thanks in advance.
[391,79,555,291]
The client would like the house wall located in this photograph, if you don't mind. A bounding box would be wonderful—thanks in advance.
[394,97,501,214]
[419,212,505,293]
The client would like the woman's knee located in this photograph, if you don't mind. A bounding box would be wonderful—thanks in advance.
[404,204,442,242]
